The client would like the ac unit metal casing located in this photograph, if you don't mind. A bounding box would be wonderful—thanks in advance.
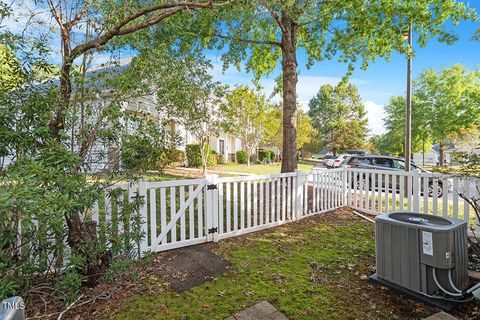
[375,212,469,296]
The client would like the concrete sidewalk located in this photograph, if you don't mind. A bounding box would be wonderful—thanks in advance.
[225,301,288,320]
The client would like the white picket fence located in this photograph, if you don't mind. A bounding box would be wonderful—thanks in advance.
[88,167,479,255]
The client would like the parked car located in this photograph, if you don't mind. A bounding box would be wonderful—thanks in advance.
[322,154,335,166]
[340,155,450,198]
[325,155,341,167]
[331,155,349,168]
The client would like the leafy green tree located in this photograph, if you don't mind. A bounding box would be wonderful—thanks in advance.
[263,104,315,160]
[221,86,268,166]
[156,59,226,174]
[121,117,181,171]
[0,44,23,90]
[415,64,480,166]
[308,83,368,155]
[197,0,473,172]
[0,0,220,295]
[16,0,218,279]
[380,96,431,160]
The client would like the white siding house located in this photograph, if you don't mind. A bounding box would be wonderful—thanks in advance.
[0,65,245,172]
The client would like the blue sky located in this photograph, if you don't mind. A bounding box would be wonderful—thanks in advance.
[206,1,480,136]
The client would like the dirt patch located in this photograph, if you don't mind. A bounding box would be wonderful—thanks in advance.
[157,245,230,292]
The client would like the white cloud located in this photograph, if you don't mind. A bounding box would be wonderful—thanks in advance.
[364,100,386,136]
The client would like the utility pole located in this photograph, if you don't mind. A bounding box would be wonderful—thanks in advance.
[405,24,412,173]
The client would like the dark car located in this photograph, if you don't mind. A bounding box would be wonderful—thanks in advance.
[340,155,448,198]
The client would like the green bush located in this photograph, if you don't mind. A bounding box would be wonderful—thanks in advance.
[121,135,160,171]
[208,149,217,166]
[258,149,270,161]
[268,150,276,162]
[162,148,185,166]
[217,154,226,164]
[186,144,217,167]
[236,150,248,164]
[186,144,202,167]
[250,153,258,164]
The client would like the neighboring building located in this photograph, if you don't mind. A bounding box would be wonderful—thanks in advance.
[0,64,245,172]
[413,145,452,166]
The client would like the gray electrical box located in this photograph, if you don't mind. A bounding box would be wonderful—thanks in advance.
[375,212,469,296]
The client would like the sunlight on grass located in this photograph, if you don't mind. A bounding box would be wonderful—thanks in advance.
[114,212,433,320]
[210,162,315,175]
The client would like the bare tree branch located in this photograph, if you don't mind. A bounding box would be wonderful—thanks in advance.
[64,1,88,29]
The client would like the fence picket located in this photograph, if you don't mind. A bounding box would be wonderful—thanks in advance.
[198,189,203,237]
[226,183,231,233]
[384,173,389,212]
[170,186,176,243]
[432,179,438,215]
[287,176,291,220]
[265,179,270,223]
[247,181,252,228]
[233,182,238,231]
[260,180,264,225]
[240,182,245,229]
[378,173,383,213]
[149,189,156,248]
[219,183,224,234]
[160,188,167,244]
[441,179,448,217]
[464,178,470,225]
[180,186,186,241]
[189,185,195,239]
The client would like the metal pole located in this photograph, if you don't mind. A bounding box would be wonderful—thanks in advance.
[405,24,412,173]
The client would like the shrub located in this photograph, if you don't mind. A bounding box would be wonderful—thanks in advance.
[186,144,217,167]
[161,148,185,167]
[236,150,248,164]
[121,135,159,171]
[208,149,217,166]
[258,149,270,162]
[186,144,202,168]
[268,150,276,161]
[217,154,226,164]
[249,153,258,164]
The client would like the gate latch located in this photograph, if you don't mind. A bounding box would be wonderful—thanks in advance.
[207,184,218,190]
[208,227,218,234]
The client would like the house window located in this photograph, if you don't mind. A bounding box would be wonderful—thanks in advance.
[219,139,225,155]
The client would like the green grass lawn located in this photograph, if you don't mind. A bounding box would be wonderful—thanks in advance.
[88,172,188,184]
[210,161,315,175]
[112,209,440,320]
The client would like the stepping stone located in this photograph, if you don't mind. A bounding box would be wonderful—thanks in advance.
[424,312,458,320]
[226,301,288,320]
[158,244,230,292]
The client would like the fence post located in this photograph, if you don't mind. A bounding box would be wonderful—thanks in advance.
[342,169,347,206]
[129,180,148,257]
[205,174,219,242]
[412,169,420,212]
[295,169,302,220]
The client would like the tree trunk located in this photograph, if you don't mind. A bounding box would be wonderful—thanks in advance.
[422,139,425,167]
[439,141,445,167]
[280,14,298,173]
[201,141,207,175]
